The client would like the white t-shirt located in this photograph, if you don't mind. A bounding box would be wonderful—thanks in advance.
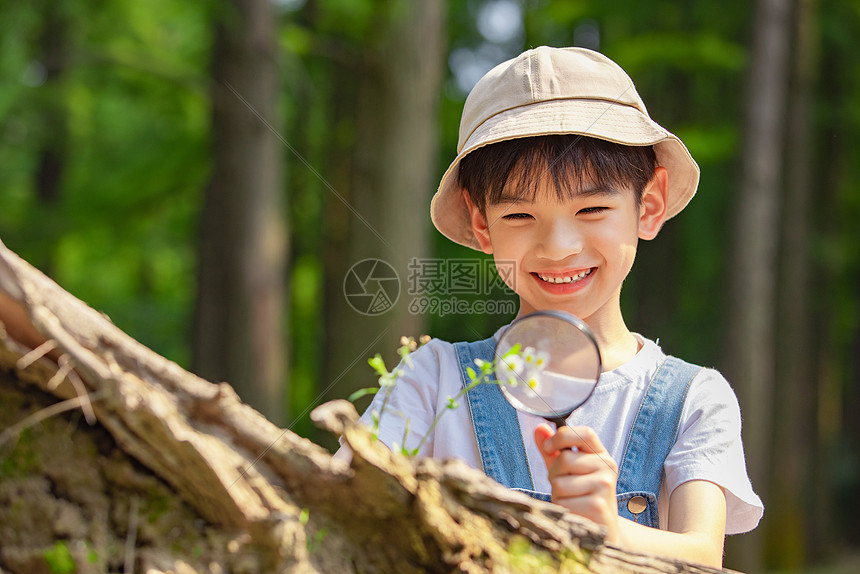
[345,328,763,535]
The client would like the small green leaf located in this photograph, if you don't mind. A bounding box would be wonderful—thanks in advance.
[348,387,379,402]
[503,343,522,357]
[43,542,75,574]
[367,354,387,375]
[466,366,477,381]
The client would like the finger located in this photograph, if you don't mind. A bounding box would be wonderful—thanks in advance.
[534,423,556,454]
[548,472,614,499]
[534,423,559,468]
[548,451,614,479]
[544,425,608,455]
[552,492,618,526]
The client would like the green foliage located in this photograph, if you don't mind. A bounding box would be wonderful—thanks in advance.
[298,508,328,553]
[144,490,172,525]
[505,534,591,574]
[0,428,39,479]
[43,541,76,574]
[314,0,378,42]
[0,0,207,366]
[307,526,328,554]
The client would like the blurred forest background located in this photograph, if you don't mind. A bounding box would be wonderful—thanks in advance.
[1,0,858,571]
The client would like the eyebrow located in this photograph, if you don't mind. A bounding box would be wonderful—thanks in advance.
[575,184,623,198]
[496,184,622,203]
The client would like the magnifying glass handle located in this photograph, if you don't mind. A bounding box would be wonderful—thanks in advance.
[547,415,567,429]
[544,415,579,453]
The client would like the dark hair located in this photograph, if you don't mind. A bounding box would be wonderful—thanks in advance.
[458,135,657,213]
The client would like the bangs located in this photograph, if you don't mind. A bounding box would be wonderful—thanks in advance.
[459,135,657,212]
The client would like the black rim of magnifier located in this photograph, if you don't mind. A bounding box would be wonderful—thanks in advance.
[499,309,603,428]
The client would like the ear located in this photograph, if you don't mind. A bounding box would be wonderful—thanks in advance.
[638,166,669,240]
[462,189,493,254]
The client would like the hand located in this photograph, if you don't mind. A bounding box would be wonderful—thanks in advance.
[535,423,621,542]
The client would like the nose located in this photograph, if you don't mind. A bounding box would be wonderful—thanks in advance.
[535,218,584,260]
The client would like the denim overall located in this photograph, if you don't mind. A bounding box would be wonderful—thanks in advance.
[453,337,700,527]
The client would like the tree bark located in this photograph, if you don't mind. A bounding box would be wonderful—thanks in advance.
[0,240,730,573]
[192,0,288,424]
[723,0,793,570]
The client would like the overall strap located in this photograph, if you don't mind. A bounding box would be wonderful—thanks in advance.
[453,338,535,491]
[615,356,700,527]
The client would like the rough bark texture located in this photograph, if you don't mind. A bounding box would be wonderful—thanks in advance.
[0,241,729,573]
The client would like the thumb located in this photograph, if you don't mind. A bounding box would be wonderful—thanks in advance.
[534,422,559,468]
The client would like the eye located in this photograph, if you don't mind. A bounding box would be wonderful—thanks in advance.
[501,212,532,220]
[578,206,608,216]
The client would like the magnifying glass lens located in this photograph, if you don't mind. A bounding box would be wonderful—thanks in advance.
[495,311,601,426]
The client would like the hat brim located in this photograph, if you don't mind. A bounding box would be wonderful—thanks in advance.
[431,98,699,250]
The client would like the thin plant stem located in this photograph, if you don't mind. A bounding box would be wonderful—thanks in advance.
[414,374,497,453]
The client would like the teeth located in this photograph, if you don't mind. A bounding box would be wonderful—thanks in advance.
[537,269,591,284]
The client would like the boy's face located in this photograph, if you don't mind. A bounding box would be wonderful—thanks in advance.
[466,167,668,327]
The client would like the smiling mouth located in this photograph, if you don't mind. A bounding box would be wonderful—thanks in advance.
[534,269,594,284]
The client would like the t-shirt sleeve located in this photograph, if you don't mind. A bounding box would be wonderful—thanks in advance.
[336,339,446,458]
[663,368,764,535]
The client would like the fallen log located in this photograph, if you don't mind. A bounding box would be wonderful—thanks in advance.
[0,239,730,573]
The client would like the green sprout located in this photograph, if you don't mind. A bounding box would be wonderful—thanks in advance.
[349,337,528,457]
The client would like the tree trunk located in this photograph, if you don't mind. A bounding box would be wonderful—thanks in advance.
[0,240,729,573]
[192,0,288,424]
[321,0,444,432]
[723,0,793,570]
[769,0,817,568]
[30,0,70,276]
[34,3,67,206]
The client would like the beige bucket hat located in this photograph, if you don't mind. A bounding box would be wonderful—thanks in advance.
[430,46,700,251]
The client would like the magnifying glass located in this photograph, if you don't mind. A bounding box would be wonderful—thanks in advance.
[494,310,602,428]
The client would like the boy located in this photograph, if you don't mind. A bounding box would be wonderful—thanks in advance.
[347,47,762,566]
